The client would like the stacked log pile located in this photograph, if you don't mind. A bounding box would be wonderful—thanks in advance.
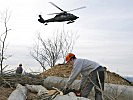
[0,74,91,100]
[7,83,90,100]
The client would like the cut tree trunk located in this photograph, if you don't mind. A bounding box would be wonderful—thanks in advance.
[26,84,48,96]
[8,84,27,100]
[53,92,90,100]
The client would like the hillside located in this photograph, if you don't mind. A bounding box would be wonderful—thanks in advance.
[40,64,132,86]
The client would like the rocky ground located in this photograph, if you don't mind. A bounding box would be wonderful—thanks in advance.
[0,64,132,100]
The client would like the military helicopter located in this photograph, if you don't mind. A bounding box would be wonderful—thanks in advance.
[38,2,85,25]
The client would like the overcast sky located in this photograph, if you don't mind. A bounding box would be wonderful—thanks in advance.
[0,0,133,76]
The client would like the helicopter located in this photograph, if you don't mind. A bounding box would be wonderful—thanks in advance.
[38,2,85,25]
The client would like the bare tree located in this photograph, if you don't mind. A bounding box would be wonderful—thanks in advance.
[31,33,62,69]
[31,29,78,71]
[31,37,47,71]
[59,29,78,63]
[0,10,11,75]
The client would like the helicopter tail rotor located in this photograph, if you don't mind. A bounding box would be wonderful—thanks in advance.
[38,15,45,23]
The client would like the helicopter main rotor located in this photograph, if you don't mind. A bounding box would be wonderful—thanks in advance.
[48,2,86,15]
[49,2,64,12]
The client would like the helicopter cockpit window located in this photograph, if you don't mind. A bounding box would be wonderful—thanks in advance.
[67,14,73,17]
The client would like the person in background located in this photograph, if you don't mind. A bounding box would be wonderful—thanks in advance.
[63,53,105,100]
[16,64,23,75]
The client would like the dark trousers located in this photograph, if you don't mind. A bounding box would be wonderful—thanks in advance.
[80,66,105,100]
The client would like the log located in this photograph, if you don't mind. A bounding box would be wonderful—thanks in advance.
[43,76,133,100]
[26,84,48,96]
[43,76,80,90]
[8,84,27,100]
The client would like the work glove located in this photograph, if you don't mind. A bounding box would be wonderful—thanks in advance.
[62,87,69,95]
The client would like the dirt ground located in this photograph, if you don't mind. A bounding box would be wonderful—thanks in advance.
[0,87,13,100]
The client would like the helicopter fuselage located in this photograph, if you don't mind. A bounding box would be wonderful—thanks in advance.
[45,13,79,22]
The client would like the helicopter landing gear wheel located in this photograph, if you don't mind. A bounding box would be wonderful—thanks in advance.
[44,23,48,25]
